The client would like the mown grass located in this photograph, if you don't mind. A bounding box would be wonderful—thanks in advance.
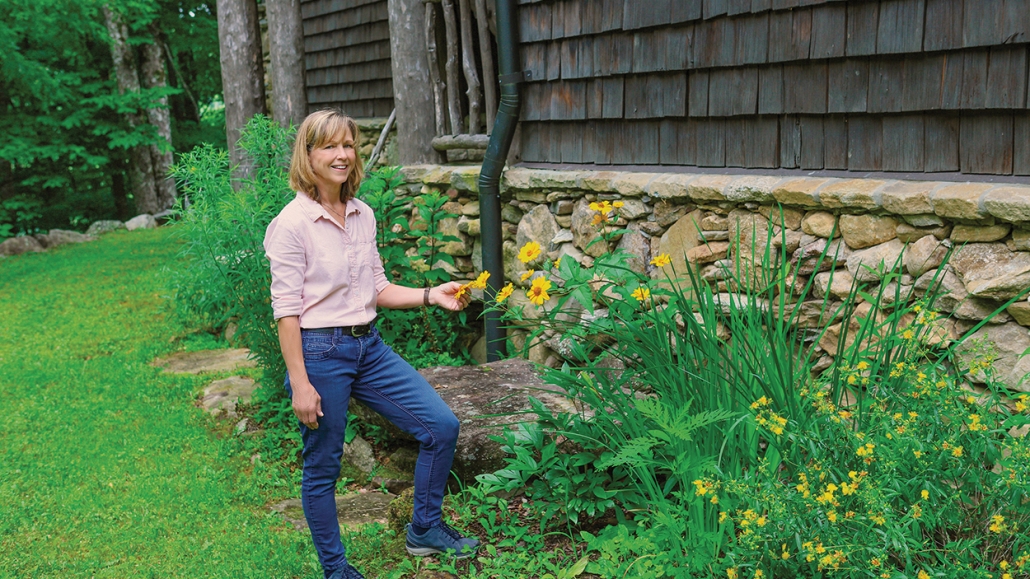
[0,228,323,578]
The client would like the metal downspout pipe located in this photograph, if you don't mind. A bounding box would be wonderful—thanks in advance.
[478,0,522,362]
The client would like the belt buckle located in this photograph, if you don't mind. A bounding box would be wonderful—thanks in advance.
[351,324,370,337]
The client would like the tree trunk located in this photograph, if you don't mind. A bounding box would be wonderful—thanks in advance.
[266,0,308,128]
[425,2,448,136]
[440,0,464,135]
[216,0,267,178]
[458,0,482,134]
[101,5,160,215]
[387,0,443,164]
[473,0,496,133]
[141,28,177,212]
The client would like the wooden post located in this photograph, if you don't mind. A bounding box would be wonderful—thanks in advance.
[216,0,267,177]
[473,0,496,133]
[458,0,482,134]
[266,0,308,128]
[387,0,442,164]
[441,0,464,135]
[425,2,448,136]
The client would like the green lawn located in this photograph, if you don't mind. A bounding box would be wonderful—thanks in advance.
[0,228,320,578]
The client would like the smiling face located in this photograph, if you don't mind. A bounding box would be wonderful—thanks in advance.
[307,127,356,200]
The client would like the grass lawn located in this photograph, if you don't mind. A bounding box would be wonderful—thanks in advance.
[0,228,323,578]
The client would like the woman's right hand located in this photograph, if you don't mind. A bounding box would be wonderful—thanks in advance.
[292,382,323,429]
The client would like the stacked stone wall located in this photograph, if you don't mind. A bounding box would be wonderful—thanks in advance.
[397,164,1030,394]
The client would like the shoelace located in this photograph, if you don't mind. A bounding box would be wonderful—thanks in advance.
[436,522,465,542]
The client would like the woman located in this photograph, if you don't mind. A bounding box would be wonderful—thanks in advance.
[263,109,479,579]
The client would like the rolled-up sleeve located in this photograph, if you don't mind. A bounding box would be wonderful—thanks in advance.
[264,218,306,320]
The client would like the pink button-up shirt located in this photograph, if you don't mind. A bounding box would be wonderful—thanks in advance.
[263,193,389,327]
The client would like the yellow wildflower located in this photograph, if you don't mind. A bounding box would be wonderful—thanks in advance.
[495,283,514,304]
[553,257,561,269]
[952,446,963,457]
[516,241,542,264]
[520,269,535,282]
[990,514,1007,533]
[612,200,624,208]
[631,286,651,302]
[921,489,929,500]
[726,568,737,579]
[917,570,930,579]
[469,270,490,290]
[650,253,671,268]
[526,276,551,306]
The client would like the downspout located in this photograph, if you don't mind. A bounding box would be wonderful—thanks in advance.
[478,0,522,362]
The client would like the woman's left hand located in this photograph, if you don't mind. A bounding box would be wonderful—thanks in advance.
[430,281,471,311]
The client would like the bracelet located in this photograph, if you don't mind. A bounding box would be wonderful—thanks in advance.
[423,287,431,307]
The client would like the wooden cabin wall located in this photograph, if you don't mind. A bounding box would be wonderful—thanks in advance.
[516,0,1030,176]
[302,0,394,117]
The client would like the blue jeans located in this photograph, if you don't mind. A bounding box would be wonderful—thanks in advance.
[285,326,460,577]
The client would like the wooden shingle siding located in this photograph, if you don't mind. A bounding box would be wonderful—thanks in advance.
[509,0,1029,175]
[302,0,392,115]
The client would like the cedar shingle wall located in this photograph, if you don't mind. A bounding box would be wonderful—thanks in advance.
[302,0,393,117]
[517,0,1030,175]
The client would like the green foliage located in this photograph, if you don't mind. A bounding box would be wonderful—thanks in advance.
[480,206,1030,577]
[0,0,222,236]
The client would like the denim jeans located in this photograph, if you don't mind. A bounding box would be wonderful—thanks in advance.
[285,326,460,577]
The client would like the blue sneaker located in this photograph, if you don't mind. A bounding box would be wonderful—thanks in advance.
[405,522,480,558]
[327,563,365,579]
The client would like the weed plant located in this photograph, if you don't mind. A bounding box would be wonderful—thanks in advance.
[478,204,1030,578]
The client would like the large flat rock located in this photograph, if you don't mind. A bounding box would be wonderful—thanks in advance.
[351,358,577,482]
[152,348,258,374]
[272,490,396,532]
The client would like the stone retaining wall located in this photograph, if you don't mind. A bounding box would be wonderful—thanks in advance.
[397,165,1030,393]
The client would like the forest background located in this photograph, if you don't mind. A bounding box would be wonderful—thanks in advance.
[0,0,224,239]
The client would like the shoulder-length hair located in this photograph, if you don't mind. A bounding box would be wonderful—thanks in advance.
[289,109,364,202]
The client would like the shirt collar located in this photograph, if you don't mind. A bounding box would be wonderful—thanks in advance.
[296,192,361,222]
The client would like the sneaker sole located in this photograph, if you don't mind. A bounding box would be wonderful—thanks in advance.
[405,543,477,559]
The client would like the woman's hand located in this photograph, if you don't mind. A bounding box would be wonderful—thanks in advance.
[291,381,323,429]
[430,281,471,311]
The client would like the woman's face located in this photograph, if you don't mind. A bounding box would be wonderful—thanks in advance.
[308,127,356,198]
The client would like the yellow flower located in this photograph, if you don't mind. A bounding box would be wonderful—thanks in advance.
[719,511,728,523]
[753,570,764,579]
[517,241,542,264]
[469,270,491,290]
[921,489,929,500]
[990,514,1007,533]
[591,213,605,226]
[711,494,719,504]
[612,200,624,208]
[911,504,922,519]
[781,544,790,560]
[726,568,738,579]
[917,570,930,579]
[631,286,651,302]
[650,253,671,268]
[526,276,551,306]
[827,510,838,523]
[495,283,514,304]
[520,269,535,282]
[952,446,963,457]
[553,257,561,269]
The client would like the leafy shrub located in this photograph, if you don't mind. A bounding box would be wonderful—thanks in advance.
[480,205,1030,578]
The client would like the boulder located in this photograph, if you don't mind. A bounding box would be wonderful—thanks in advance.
[914,268,1012,322]
[656,209,704,284]
[801,211,839,238]
[517,204,561,257]
[839,214,898,249]
[615,223,651,274]
[896,222,951,243]
[273,491,396,532]
[617,198,650,220]
[792,300,846,328]
[0,235,44,256]
[758,205,803,230]
[950,224,1011,243]
[950,243,1030,300]
[571,198,607,257]
[34,229,93,248]
[125,214,158,231]
[86,220,126,236]
[437,216,473,256]
[654,200,690,227]
[700,214,729,231]
[846,238,905,282]
[685,241,729,265]
[813,269,857,300]
[953,322,1030,392]
[904,235,948,278]
[351,359,580,483]
[152,348,258,374]
[199,376,258,418]
[344,435,377,473]
[792,238,851,275]
[1007,301,1030,327]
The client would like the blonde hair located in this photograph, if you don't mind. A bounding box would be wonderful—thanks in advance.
[289,109,364,202]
